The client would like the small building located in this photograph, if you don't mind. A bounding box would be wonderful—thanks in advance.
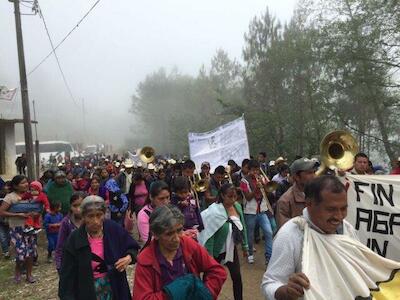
[0,118,36,179]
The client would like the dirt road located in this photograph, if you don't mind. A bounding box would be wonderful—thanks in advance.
[0,232,267,300]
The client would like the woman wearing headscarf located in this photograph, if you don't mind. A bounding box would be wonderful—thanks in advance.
[59,195,140,300]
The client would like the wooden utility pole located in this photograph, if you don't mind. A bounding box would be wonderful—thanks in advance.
[10,0,35,179]
[32,100,40,179]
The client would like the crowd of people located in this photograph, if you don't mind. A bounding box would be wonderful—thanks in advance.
[0,151,399,299]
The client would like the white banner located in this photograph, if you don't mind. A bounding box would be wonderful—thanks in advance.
[188,116,250,171]
[0,86,17,101]
[346,174,400,261]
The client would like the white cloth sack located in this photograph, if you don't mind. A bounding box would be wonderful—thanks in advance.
[294,217,400,300]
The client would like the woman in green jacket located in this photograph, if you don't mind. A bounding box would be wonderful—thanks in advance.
[198,183,248,300]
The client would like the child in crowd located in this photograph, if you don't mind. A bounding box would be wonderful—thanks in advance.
[44,202,63,263]
[55,192,84,272]
[172,176,204,237]
[22,181,50,234]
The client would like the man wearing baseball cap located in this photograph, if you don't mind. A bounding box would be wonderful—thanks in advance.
[275,158,317,229]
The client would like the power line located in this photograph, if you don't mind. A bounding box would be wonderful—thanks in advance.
[37,2,79,107]
[28,0,101,76]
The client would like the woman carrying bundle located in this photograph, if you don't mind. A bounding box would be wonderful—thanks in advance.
[0,175,39,283]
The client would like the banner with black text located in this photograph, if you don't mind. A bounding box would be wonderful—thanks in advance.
[346,175,400,262]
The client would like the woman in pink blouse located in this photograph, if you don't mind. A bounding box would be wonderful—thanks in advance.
[137,181,170,243]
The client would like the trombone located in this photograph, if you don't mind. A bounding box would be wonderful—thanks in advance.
[255,173,274,215]
[225,165,233,184]
[259,167,279,193]
[188,170,205,209]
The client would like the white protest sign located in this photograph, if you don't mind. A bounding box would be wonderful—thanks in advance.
[0,86,17,101]
[346,174,400,261]
[188,116,250,171]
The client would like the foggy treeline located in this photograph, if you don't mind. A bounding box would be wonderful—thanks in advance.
[129,0,400,164]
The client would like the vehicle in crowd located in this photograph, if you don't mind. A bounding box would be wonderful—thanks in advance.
[82,144,105,155]
[15,140,78,164]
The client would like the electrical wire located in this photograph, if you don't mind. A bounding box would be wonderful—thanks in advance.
[37,2,79,107]
[27,0,101,76]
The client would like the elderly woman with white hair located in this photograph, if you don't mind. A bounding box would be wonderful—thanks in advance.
[59,195,140,300]
[133,204,227,300]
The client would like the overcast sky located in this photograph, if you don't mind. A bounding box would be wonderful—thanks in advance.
[0,0,297,148]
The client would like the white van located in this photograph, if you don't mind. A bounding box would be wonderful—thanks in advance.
[15,140,78,163]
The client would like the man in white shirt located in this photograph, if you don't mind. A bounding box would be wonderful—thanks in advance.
[261,175,358,300]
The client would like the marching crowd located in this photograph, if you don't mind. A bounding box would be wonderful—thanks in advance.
[0,151,399,300]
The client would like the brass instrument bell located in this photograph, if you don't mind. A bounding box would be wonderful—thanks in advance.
[265,181,279,193]
[193,172,208,193]
[139,146,155,163]
[319,130,358,172]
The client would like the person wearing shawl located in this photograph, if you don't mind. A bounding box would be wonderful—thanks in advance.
[198,183,248,300]
[46,171,73,216]
[261,176,400,300]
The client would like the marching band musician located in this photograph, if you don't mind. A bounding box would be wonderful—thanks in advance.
[181,160,196,179]
[350,152,370,175]
[200,162,211,180]
[204,166,227,208]
[179,159,199,205]
[240,160,275,265]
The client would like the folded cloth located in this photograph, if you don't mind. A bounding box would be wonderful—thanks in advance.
[294,216,400,300]
[9,201,43,213]
[163,273,212,300]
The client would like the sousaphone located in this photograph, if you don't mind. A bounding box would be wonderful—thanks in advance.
[139,146,155,163]
[317,130,358,174]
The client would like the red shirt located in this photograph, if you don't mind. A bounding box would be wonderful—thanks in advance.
[22,192,50,228]
[391,167,400,175]
[133,235,227,300]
